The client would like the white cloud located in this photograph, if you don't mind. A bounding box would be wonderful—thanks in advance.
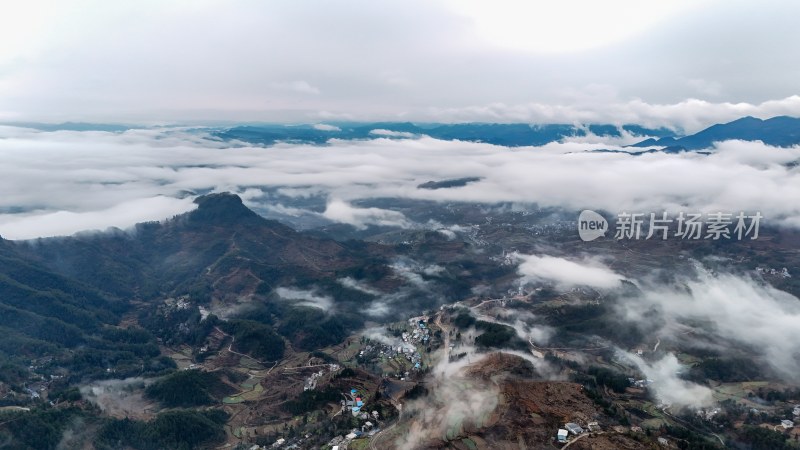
[389,260,431,289]
[275,287,334,311]
[425,96,800,133]
[338,277,382,296]
[362,326,414,352]
[622,266,800,379]
[262,203,319,218]
[618,352,714,409]
[322,199,413,230]
[0,127,798,239]
[0,196,196,240]
[337,275,422,318]
[79,377,152,417]
[369,129,416,138]
[472,307,554,347]
[560,125,647,146]
[397,345,500,449]
[313,123,340,131]
[516,254,625,289]
[421,264,444,276]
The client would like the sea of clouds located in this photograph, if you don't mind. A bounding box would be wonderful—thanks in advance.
[0,126,797,239]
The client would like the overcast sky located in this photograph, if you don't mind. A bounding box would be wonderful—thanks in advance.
[2,0,800,126]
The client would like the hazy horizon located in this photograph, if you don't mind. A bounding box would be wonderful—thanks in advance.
[2,1,800,131]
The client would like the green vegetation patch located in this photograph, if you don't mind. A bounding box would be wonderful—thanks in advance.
[474,321,526,350]
[145,369,235,407]
[0,407,84,450]
[283,386,342,415]
[222,319,285,362]
[462,438,478,450]
[95,410,227,450]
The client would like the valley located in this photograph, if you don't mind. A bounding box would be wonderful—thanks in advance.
[0,192,797,449]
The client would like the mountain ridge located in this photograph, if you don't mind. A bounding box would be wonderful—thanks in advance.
[213,122,677,147]
[14,192,379,301]
[631,115,800,150]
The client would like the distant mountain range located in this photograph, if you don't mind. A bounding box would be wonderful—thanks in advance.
[214,116,800,149]
[631,116,800,150]
[6,116,799,150]
[213,122,676,147]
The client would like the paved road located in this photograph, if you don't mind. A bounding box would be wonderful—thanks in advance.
[561,432,594,449]
[368,422,397,450]
[662,410,726,447]
[214,326,279,366]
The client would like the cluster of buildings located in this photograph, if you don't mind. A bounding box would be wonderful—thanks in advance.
[303,364,340,391]
[341,389,381,423]
[755,266,791,278]
[462,225,489,247]
[358,320,430,373]
[406,317,431,341]
[249,432,323,450]
[326,421,380,449]
[697,407,722,421]
[245,437,296,450]
[628,377,654,389]
[23,371,63,401]
[357,341,416,366]
[22,357,65,400]
[506,286,531,298]
[776,407,800,431]
[490,249,518,266]
[556,421,600,443]
[247,434,315,450]
[343,388,366,416]
[28,356,53,371]
[165,296,193,311]
[526,222,574,237]
[400,318,430,370]
[24,383,46,400]
[243,438,285,450]
[342,387,380,420]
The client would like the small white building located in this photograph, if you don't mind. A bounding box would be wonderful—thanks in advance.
[780,419,794,429]
[557,429,569,443]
